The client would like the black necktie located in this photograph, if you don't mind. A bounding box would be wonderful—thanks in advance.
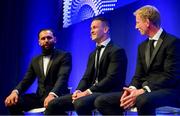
[149,40,155,58]
[94,45,104,84]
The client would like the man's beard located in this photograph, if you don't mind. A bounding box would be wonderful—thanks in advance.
[41,45,55,56]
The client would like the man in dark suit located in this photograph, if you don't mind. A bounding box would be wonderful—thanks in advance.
[95,5,180,115]
[44,17,127,115]
[4,29,72,114]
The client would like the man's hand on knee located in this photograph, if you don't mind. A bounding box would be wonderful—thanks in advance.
[5,90,19,107]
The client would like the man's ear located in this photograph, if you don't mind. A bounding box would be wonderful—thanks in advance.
[146,19,150,27]
[104,26,109,34]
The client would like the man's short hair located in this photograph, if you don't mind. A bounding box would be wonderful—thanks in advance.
[38,29,55,39]
[92,17,110,29]
[134,5,161,27]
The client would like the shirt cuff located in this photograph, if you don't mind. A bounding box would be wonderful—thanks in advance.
[49,92,58,98]
[12,89,19,95]
[87,89,93,94]
[129,86,137,89]
[143,86,151,92]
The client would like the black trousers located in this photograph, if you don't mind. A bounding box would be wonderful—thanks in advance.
[7,93,43,115]
[95,89,180,115]
[45,93,103,115]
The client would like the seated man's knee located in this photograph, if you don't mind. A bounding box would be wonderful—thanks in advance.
[94,95,106,109]
[136,94,151,109]
[48,99,56,108]
[73,99,87,110]
[6,104,24,115]
[136,94,157,115]
[45,99,59,114]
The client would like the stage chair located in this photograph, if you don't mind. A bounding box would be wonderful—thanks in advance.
[123,106,180,116]
[24,107,45,115]
[156,106,180,115]
[92,109,101,116]
[123,107,138,115]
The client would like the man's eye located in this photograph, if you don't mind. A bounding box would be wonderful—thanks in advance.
[40,37,45,40]
[46,36,53,39]
[41,36,53,40]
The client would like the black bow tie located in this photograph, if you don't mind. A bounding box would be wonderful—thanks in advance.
[96,45,105,51]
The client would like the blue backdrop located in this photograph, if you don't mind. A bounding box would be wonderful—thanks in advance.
[59,0,180,91]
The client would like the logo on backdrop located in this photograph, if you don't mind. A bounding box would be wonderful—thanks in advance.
[63,0,117,28]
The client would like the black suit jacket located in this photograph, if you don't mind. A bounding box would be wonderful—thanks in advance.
[130,31,180,91]
[15,49,72,98]
[77,41,127,93]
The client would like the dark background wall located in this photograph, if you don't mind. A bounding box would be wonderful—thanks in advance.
[0,0,61,113]
[0,0,180,114]
[0,0,25,113]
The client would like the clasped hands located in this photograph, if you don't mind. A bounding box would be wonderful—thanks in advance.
[72,90,90,103]
[120,87,145,110]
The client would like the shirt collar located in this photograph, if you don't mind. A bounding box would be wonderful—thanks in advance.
[96,38,111,47]
[149,28,163,41]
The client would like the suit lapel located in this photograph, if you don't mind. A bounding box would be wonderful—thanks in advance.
[91,50,96,68]
[38,56,45,78]
[149,38,163,66]
[99,42,112,64]
[89,50,96,83]
[46,50,58,77]
[145,40,151,68]
[46,55,54,76]
[146,31,165,69]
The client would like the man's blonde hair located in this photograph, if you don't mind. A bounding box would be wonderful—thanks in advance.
[134,5,161,27]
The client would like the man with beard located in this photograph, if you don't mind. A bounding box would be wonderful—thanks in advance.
[4,29,72,114]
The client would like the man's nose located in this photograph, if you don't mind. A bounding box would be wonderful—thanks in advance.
[44,38,49,42]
